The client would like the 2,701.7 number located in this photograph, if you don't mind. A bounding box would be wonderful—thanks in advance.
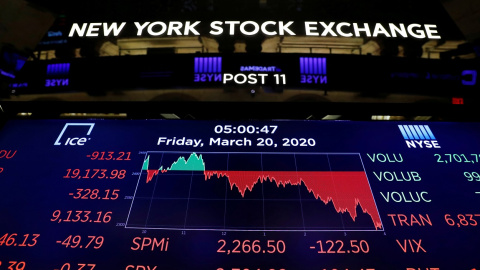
[434,153,480,163]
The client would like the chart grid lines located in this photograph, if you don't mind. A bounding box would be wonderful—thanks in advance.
[294,153,307,231]
[125,151,384,232]
[358,153,386,230]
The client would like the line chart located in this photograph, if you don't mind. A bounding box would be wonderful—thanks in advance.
[125,151,383,231]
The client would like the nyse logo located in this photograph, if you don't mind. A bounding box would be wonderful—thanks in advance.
[398,125,440,149]
[193,57,222,82]
[54,123,95,146]
[299,57,327,84]
[46,63,70,88]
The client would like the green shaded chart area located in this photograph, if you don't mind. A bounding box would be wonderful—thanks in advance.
[144,153,205,183]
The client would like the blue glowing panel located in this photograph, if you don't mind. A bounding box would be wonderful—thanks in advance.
[46,63,70,76]
[194,58,200,73]
[299,57,327,75]
[194,57,222,74]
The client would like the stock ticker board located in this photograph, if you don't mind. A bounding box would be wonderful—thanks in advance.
[0,119,479,270]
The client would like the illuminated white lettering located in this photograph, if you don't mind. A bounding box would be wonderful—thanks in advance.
[147,22,167,36]
[68,23,88,37]
[407,24,426,39]
[210,21,223,35]
[184,21,201,35]
[257,74,268,84]
[223,73,268,84]
[304,21,319,36]
[236,74,248,84]
[223,74,234,83]
[261,21,277,35]
[424,24,441,39]
[336,22,352,37]
[225,21,241,35]
[320,22,337,36]
[208,21,296,36]
[69,21,441,39]
[103,22,126,36]
[279,21,295,35]
[134,22,150,36]
[372,23,391,37]
[389,23,408,38]
[86,23,102,37]
[168,21,183,35]
[353,23,371,37]
[240,21,260,35]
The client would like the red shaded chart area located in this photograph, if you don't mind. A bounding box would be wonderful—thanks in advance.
[133,152,383,231]
[146,170,159,183]
[204,170,382,230]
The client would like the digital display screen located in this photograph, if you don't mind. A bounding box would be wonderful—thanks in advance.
[9,53,477,96]
[0,118,479,270]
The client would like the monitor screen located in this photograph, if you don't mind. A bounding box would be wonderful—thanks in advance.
[0,118,478,269]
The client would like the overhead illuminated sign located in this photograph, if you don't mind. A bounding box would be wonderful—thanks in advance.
[9,54,474,95]
[69,21,441,39]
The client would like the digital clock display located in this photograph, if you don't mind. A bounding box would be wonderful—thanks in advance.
[214,125,279,134]
[0,119,479,270]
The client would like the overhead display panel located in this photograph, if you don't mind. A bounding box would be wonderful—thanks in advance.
[0,118,479,269]
[3,0,476,104]
[8,53,478,97]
